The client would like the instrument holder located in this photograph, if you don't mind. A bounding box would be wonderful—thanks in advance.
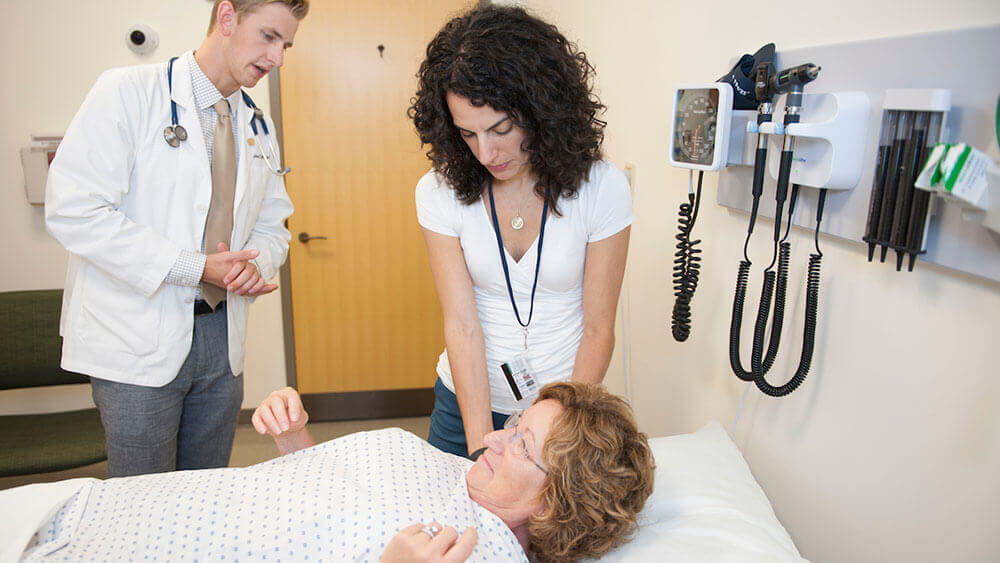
[750,91,870,191]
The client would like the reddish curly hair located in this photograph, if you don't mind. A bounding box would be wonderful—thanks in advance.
[529,382,655,562]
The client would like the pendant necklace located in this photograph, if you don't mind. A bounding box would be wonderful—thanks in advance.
[510,184,535,230]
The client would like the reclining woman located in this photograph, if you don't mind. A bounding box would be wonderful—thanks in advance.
[17,382,653,562]
[254,381,655,562]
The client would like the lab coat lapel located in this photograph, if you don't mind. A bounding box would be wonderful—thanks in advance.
[169,53,210,175]
[233,92,254,215]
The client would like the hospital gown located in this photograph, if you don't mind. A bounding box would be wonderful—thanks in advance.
[20,428,528,562]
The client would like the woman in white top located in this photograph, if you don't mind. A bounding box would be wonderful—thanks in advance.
[409,5,633,458]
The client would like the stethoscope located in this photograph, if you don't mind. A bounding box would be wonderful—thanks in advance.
[164,56,290,176]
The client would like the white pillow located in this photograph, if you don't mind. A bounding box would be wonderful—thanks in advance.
[590,421,808,562]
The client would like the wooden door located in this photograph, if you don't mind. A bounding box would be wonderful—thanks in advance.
[280,1,469,417]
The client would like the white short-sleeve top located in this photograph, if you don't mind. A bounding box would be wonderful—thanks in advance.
[415,160,633,413]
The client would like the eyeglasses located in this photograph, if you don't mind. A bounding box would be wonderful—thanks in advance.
[503,411,547,474]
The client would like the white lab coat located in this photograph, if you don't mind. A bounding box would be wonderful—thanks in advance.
[45,52,294,386]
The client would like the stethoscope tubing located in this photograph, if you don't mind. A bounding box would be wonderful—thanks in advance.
[164,56,289,175]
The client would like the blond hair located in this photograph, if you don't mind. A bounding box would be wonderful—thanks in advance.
[207,0,309,34]
[529,382,655,562]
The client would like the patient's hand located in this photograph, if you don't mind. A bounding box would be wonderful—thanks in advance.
[252,387,315,455]
[381,522,477,563]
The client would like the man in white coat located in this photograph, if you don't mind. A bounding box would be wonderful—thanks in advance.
[45,0,309,477]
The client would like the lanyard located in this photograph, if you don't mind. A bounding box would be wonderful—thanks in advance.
[487,178,549,348]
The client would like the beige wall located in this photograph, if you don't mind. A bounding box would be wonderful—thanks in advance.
[521,1,1000,562]
[5,1,1000,561]
[0,0,286,413]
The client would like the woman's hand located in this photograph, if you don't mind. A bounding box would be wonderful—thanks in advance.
[381,522,477,563]
[251,387,315,455]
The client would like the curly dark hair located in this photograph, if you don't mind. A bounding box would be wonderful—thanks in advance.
[407,5,606,215]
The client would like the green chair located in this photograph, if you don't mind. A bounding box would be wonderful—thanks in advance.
[0,289,106,477]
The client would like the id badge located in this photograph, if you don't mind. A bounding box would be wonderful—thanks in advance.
[500,354,539,402]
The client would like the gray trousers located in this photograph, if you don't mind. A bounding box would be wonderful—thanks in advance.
[90,305,243,477]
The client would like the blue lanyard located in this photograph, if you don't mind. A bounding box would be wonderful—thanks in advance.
[487,178,549,330]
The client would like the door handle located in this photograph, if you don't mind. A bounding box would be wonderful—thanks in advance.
[298,232,329,243]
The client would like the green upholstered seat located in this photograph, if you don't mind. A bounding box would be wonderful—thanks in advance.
[0,290,106,477]
[0,409,107,477]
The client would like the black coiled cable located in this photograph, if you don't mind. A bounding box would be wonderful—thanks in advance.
[753,184,799,375]
[761,242,791,371]
[728,259,755,381]
[751,188,826,397]
[728,185,797,381]
[671,171,703,342]
[753,253,822,396]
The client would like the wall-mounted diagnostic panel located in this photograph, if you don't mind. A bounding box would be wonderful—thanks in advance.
[716,25,1000,284]
[663,29,1000,398]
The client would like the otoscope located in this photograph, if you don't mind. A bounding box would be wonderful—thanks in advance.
[769,64,821,236]
[748,63,824,397]
[728,62,823,396]
[728,63,819,383]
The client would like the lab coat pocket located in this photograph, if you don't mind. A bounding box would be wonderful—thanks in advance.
[78,275,161,356]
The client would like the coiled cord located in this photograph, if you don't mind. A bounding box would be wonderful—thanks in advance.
[671,171,703,342]
[728,259,755,381]
[754,252,822,396]
[752,184,799,376]
[728,185,797,381]
[746,244,792,375]
[752,188,827,397]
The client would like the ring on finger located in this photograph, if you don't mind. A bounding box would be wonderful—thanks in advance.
[420,524,440,539]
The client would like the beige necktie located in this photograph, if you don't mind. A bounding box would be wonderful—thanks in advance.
[202,99,236,309]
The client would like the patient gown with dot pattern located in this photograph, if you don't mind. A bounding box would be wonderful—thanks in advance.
[21,428,527,562]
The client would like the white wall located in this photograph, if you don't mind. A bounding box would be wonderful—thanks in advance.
[522,1,1000,562]
[0,0,286,413]
[5,1,1000,560]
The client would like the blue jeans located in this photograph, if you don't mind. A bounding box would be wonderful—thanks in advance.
[90,304,243,477]
[427,378,507,458]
